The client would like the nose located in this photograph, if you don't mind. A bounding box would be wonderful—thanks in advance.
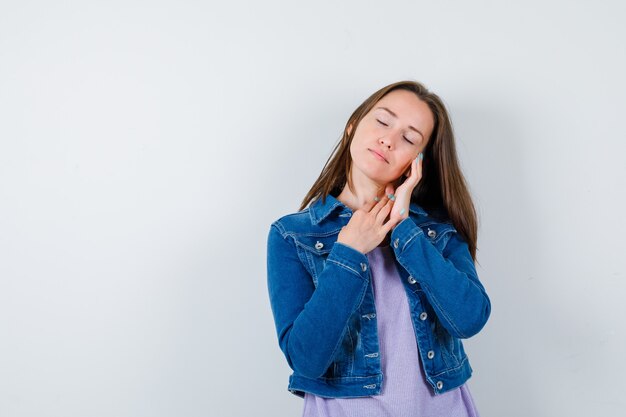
[379,133,397,149]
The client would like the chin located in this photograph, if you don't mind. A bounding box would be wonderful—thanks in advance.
[369,173,397,186]
[353,159,395,182]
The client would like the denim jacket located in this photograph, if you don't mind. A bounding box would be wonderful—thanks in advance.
[266,193,491,398]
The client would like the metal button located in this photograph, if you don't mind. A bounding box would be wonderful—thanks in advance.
[419,312,428,320]
[407,275,417,284]
[427,228,437,238]
[436,381,443,389]
[427,350,435,359]
[315,241,324,250]
[361,263,367,272]
[393,238,399,248]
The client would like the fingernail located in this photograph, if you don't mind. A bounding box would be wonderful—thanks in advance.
[374,196,380,202]
[388,194,395,201]
[419,152,423,160]
[399,208,405,215]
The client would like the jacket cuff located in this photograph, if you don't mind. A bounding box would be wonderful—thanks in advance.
[390,216,424,249]
[326,241,370,281]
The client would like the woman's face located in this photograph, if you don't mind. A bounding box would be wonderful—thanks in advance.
[348,89,435,186]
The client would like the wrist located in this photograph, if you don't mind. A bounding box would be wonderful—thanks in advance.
[336,239,364,254]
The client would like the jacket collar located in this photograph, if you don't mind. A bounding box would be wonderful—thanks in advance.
[309,193,428,225]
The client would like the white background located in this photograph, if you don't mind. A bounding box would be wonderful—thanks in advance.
[1,1,624,416]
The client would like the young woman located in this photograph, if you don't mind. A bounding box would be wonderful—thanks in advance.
[266,80,491,416]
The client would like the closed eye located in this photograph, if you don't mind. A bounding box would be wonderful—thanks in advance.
[378,120,414,144]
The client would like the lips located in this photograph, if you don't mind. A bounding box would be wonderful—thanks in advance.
[369,149,388,163]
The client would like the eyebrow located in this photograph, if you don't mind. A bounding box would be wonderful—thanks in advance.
[375,106,425,140]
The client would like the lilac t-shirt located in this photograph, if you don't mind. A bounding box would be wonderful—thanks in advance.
[302,245,481,417]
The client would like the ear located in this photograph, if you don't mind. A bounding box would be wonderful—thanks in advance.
[346,123,353,136]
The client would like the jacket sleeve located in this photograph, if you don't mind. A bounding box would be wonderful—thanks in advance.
[390,217,491,339]
[266,222,370,379]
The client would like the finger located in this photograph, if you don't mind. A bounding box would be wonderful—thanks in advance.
[382,213,402,235]
[385,184,395,199]
[369,193,389,216]
[360,199,377,213]
[403,156,414,179]
[376,198,393,224]
[415,153,423,178]
[403,159,414,178]
[362,194,388,214]
[402,155,420,186]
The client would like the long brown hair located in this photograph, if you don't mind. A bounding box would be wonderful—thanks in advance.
[299,80,480,261]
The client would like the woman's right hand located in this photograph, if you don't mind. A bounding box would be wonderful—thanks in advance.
[336,188,401,254]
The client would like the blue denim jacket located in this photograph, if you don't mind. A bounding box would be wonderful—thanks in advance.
[266,193,491,398]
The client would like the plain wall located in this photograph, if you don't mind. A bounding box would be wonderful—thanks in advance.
[1,1,624,416]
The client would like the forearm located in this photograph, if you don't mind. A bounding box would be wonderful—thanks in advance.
[391,217,491,338]
[267,225,370,379]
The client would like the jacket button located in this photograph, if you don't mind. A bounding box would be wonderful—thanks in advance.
[427,350,435,359]
[427,228,437,238]
[360,263,367,272]
[436,381,443,389]
[419,312,428,320]
[407,275,417,284]
[393,238,399,248]
[315,241,324,250]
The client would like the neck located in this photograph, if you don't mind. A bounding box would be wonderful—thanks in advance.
[336,184,392,247]
[336,184,385,212]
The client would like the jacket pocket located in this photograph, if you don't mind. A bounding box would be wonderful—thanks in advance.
[433,317,466,369]
[293,231,341,287]
[319,320,357,378]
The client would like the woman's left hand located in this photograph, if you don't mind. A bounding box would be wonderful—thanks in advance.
[385,153,424,224]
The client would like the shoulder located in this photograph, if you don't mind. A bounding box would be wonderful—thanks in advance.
[268,207,347,258]
[269,207,314,237]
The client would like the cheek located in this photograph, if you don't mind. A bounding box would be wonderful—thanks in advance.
[398,156,415,176]
[349,141,359,153]
[400,152,415,167]
[351,132,372,154]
